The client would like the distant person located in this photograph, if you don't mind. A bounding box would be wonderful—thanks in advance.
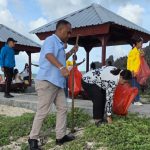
[64,43,84,97]
[28,20,78,149]
[0,37,17,98]
[102,60,113,69]
[66,55,85,71]
[107,60,113,66]
[65,43,76,71]
[65,54,85,97]
[72,54,85,66]
[90,62,96,70]
[21,63,29,81]
[13,69,23,83]
[127,36,144,106]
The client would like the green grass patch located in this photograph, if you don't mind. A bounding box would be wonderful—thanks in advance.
[1,109,150,150]
[0,108,90,147]
[83,114,150,150]
[0,113,34,146]
[61,114,150,150]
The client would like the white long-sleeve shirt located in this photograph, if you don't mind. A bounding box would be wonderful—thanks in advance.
[82,66,120,116]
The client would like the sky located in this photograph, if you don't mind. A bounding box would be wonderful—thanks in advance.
[0,0,150,73]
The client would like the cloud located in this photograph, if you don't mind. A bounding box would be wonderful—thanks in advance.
[0,0,41,73]
[0,0,7,9]
[29,17,48,66]
[28,17,48,65]
[29,17,48,31]
[9,0,24,12]
[38,0,93,19]
[98,0,132,7]
[0,0,44,43]
[0,0,35,42]
[0,2,24,32]
[117,3,144,24]
[28,17,48,44]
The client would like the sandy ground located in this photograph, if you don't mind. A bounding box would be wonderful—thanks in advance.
[0,104,34,117]
[0,136,28,150]
[0,105,33,149]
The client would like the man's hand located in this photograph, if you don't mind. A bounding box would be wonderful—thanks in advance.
[60,67,69,77]
[72,44,78,53]
[1,67,4,72]
[66,45,79,60]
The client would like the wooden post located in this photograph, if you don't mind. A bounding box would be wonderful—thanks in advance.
[86,51,89,72]
[71,35,79,133]
[84,46,92,72]
[71,56,75,133]
[99,36,109,66]
[27,52,32,86]
[102,38,106,66]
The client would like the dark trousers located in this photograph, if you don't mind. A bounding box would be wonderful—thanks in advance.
[132,77,140,102]
[64,78,68,98]
[4,67,14,94]
[82,80,106,119]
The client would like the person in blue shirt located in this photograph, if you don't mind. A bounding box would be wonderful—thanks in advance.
[28,20,78,150]
[0,38,16,98]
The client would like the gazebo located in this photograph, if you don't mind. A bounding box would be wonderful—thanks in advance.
[31,3,150,72]
[0,24,41,85]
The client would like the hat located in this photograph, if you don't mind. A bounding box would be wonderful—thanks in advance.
[7,37,17,43]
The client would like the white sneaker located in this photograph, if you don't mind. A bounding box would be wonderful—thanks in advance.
[133,102,143,106]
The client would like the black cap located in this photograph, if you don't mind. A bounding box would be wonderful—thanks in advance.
[7,37,17,43]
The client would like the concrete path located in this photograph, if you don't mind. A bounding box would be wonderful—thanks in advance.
[0,92,150,117]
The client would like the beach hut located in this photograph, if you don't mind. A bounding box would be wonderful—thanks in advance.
[0,24,41,85]
[31,3,150,72]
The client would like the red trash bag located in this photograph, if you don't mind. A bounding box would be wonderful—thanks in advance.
[136,56,150,85]
[68,66,82,97]
[113,83,138,116]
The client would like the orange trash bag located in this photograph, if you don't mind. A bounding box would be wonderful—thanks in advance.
[136,56,150,85]
[68,66,82,97]
[113,83,138,116]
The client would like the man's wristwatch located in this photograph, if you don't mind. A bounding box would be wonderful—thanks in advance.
[59,66,65,70]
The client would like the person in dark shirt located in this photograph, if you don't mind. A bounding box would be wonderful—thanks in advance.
[0,38,17,98]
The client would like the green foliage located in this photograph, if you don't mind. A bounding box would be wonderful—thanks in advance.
[20,143,28,150]
[114,56,127,69]
[0,113,34,146]
[1,109,150,150]
[67,108,91,128]
[0,108,90,147]
[83,114,150,150]
[59,114,150,150]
